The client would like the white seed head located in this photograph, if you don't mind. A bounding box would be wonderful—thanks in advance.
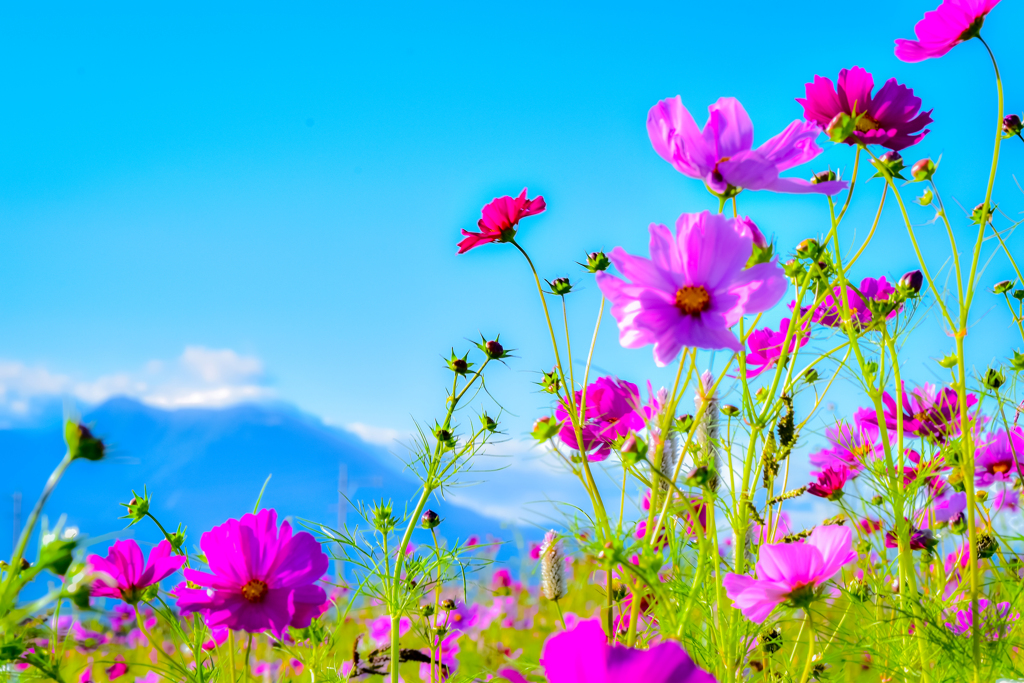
[540,530,566,601]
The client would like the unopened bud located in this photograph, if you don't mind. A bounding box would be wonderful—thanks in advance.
[1011,350,1024,373]
[938,353,958,369]
[795,238,820,260]
[485,340,504,358]
[420,604,435,617]
[421,510,441,530]
[1004,114,1023,136]
[825,112,855,144]
[972,202,994,225]
[911,158,936,182]
[993,280,1015,295]
[584,251,611,273]
[549,277,573,295]
[531,416,561,442]
[803,368,819,384]
[983,368,1006,391]
[480,413,498,432]
[976,531,999,560]
[441,599,456,611]
[870,495,884,506]
[872,150,905,179]
[899,270,923,295]
[811,169,837,184]
[721,404,740,418]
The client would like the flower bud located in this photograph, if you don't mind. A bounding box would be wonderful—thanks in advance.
[531,416,562,442]
[540,369,562,394]
[976,489,989,502]
[121,490,151,526]
[911,158,936,182]
[795,238,820,260]
[847,578,872,603]
[971,202,994,225]
[440,599,456,611]
[583,251,611,273]
[447,351,472,375]
[721,404,740,418]
[976,530,999,560]
[810,169,837,184]
[66,421,105,462]
[783,259,807,284]
[1004,114,1023,136]
[916,189,933,206]
[825,112,855,144]
[484,340,504,358]
[993,280,1015,295]
[371,502,397,534]
[1014,290,1024,302]
[870,495,884,506]
[983,367,1006,390]
[937,353,958,369]
[872,150,905,180]
[168,524,187,551]
[899,270,923,295]
[549,277,573,295]
[420,604,435,618]
[619,433,647,466]
[1011,350,1024,373]
[38,535,76,576]
[684,465,715,487]
[950,513,968,535]
[754,387,768,402]
[803,368,819,384]
[480,412,498,432]
[759,627,783,654]
[421,509,441,530]
[675,414,694,432]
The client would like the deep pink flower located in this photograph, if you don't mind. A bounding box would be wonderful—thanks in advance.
[596,211,787,365]
[895,0,1001,63]
[745,318,810,378]
[457,188,546,254]
[87,540,185,604]
[809,409,881,476]
[945,598,1018,640]
[554,377,645,461]
[806,465,850,501]
[647,96,847,197]
[539,619,715,683]
[723,526,857,623]
[175,509,330,637]
[859,519,883,535]
[807,276,899,329]
[106,657,128,681]
[862,383,978,443]
[976,428,1024,486]
[797,67,932,150]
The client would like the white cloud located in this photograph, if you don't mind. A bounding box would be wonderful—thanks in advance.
[0,346,272,415]
[344,422,403,446]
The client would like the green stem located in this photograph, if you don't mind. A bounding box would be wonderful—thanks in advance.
[797,611,816,683]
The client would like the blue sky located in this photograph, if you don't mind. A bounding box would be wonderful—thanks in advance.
[1,1,1023,524]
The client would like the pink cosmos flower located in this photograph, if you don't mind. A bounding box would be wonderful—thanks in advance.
[596,211,787,365]
[895,0,1001,63]
[87,539,185,604]
[808,410,881,476]
[457,188,546,254]
[539,619,715,683]
[722,526,858,623]
[745,318,810,378]
[175,508,330,637]
[806,466,850,501]
[647,96,846,197]
[935,491,968,522]
[369,615,411,649]
[976,428,1024,486]
[808,276,899,329]
[797,67,932,150]
[859,519,883,535]
[554,377,645,461]
[993,489,1020,513]
[863,384,978,443]
[945,598,1018,640]
[752,512,791,544]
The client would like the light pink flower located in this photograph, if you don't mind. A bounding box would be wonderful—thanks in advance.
[596,211,787,365]
[539,619,715,683]
[647,96,846,197]
[895,0,1001,63]
[723,526,858,623]
[87,540,185,604]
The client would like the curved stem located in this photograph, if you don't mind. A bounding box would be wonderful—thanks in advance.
[797,611,816,683]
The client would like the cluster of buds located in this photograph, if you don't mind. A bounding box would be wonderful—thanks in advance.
[785,238,835,288]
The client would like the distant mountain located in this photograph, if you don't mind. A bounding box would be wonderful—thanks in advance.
[0,397,515,578]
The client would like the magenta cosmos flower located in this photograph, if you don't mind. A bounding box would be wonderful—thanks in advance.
[87,539,185,604]
[945,598,1018,640]
[895,0,1001,63]
[808,409,881,476]
[806,465,850,501]
[745,318,810,379]
[862,383,978,443]
[797,67,932,150]
[175,509,330,637]
[975,428,1024,486]
[457,188,546,254]
[808,276,899,329]
[554,377,644,461]
[539,619,715,683]
[647,96,847,197]
[723,526,857,623]
[596,211,787,365]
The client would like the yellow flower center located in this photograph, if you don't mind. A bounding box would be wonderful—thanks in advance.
[675,286,711,316]
[241,579,269,603]
[855,115,880,132]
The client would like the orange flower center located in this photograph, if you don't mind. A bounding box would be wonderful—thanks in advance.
[241,579,269,603]
[675,286,711,316]
[992,462,1012,475]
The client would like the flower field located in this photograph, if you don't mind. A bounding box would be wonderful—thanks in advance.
[5,0,1024,681]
